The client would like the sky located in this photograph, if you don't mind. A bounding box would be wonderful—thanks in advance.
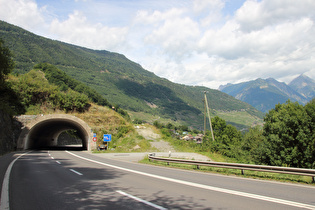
[0,0,315,89]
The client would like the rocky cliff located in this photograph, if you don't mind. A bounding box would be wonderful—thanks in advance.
[0,110,22,155]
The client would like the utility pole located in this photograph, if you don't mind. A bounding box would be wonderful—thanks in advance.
[203,91,215,141]
[203,98,206,135]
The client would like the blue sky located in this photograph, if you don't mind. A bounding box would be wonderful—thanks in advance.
[0,0,314,89]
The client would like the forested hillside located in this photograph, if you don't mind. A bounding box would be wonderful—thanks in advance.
[0,21,263,129]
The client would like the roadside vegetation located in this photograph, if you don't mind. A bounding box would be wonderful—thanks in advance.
[139,157,315,184]
[152,98,315,169]
[140,101,315,184]
[74,104,152,152]
[5,62,129,118]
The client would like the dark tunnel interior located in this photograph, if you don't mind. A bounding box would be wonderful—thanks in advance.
[26,118,88,150]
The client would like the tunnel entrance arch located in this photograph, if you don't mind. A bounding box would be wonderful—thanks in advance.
[17,114,94,151]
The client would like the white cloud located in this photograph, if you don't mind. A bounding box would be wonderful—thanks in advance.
[50,11,129,52]
[134,8,185,25]
[199,17,314,58]
[235,0,315,32]
[0,0,46,32]
[144,16,200,62]
[193,0,225,27]
[193,0,224,14]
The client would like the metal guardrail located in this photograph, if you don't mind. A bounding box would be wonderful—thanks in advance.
[148,155,315,182]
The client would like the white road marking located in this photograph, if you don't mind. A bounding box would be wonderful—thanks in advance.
[70,169,83,176]
[0,152,30,210]
[56,161,61,164]
[66,151,315,210]
[117,190,167,210]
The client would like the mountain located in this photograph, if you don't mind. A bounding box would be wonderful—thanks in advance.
[219,76,313,113]
[289,74,315,100]
[0,20,264,129]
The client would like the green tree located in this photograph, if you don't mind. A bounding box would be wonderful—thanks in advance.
[8,69,91,113]
[34,63,110,107]
[0,39,25,115]
[261,100,314,168]
[209,116,242,158]
[242,126,265,163]
[166,122,174,129]
[53,89,90,112]
[0,39,14,85]
[9,70,55,106]
[304,99,315,168]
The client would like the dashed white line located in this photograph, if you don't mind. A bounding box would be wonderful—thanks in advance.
[117,190,167,210]
[49,152,81,175]
[69,169,83,176]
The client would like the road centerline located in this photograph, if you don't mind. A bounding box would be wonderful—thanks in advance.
[116,190,167,210]
[69,169,83,176]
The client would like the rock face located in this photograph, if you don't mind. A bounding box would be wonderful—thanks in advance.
[0,110,22,155]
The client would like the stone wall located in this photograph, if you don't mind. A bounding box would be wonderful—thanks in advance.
[0,110,22,155]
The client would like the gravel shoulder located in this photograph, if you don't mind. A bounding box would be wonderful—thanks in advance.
[90,125,210,162]
[135,125,175,152]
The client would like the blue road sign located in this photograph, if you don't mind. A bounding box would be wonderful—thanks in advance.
[93,133,96,138]
[103,134,112,142]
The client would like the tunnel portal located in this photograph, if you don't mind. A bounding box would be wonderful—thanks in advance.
[17,114,93,151]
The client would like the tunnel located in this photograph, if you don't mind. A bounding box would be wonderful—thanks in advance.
[17,114,93,151]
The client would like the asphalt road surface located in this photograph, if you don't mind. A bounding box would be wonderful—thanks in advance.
[1,151,315,210]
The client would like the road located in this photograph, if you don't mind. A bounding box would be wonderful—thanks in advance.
[1,151,315,210]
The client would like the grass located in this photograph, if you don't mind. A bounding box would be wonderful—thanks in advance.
[129,111,186,126]
[216,110,264,128]
[140,156,315,185]
[144,135,315,185]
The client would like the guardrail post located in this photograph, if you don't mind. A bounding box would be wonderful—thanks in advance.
[241,169,244,175]
[197,165,200,169]
[312,176,314,183]
[148,153,155,162]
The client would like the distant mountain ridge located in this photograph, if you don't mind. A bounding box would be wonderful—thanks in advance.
[219,75,314,113]
[0,20,264,129]
[289,74,315,100]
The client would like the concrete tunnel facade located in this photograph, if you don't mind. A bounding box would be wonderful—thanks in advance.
[17,114,94,151]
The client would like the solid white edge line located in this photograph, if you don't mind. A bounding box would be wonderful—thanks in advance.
[0,152,30,210]
[66,151,315,210]
[116,190,167,210]
[69,169,83,176]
